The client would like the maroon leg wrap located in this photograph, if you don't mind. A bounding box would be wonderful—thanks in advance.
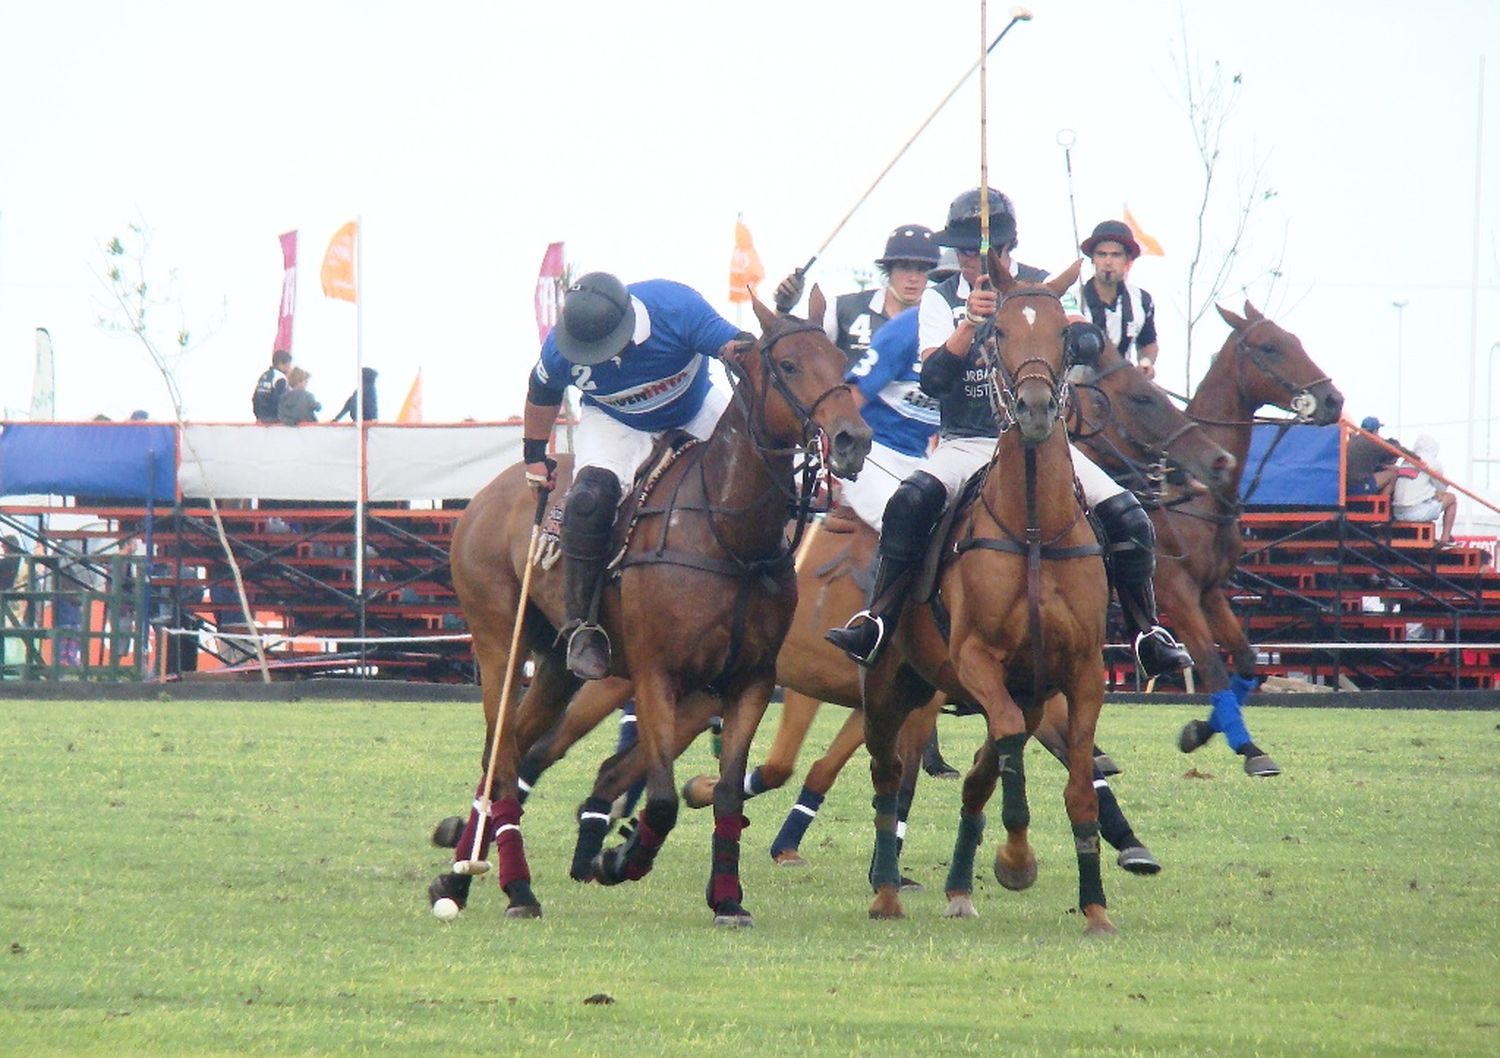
[451,779,494,866]
[622,817,665,881]
[493,796,530,887]
[709,814,747,906]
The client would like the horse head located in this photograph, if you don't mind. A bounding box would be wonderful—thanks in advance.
[988,255,1080,445]
[1215,302,1344,425]
[1075,335,1238,501]
[741,287,872,479]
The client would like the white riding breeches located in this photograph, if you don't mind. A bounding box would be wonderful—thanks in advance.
[572,382,730,485]
[918,435,1126,507]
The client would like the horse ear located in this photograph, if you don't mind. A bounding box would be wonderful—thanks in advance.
[1243,300,1264,321]
[988,248,1017,293]
[749,289,777,333]
[1217,303,1248,331]
[1045,259,1083,297]
[807,284,827,326]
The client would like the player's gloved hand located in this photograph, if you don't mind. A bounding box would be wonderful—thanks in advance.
[964,275,997,325]
[525,457,557,492]
[774,269,806,313]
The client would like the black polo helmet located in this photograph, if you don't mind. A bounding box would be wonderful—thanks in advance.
[554,272,636,365]
[933,187,1017,252]
[875,224,942,269]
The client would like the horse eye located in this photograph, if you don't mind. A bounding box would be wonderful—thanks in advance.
[1260,344,1281,356]
[1131,394,1154,407]
[778,358,799,374]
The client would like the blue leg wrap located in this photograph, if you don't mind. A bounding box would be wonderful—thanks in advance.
[614,701,637,752]
[945,811,985,894]
[1209,687,1252,752]
[744,767,768,798]
[770,786,823,858]
[1229,672,1260,707]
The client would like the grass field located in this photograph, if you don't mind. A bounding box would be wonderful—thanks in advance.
[2,696,1498,1057]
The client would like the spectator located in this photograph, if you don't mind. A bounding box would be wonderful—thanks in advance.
[1077,219,1160,379]
[128,409,150,421]
[278,367,321,425]
[1392,434,1457,546]
[333,367,380,422]
[253,349,293,422]
[1347,415,1400,496]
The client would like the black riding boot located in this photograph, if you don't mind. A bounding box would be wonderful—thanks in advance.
[1094,491,1192,679]
[826,471,948,668]
[560,467,622,681]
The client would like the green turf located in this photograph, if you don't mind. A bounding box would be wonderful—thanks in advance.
[2,697,1497,1056]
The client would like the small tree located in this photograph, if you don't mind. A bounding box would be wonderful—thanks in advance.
[96,222,271,682]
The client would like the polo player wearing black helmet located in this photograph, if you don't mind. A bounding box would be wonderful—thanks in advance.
[522,272,748,680]
[826,187,1193,682]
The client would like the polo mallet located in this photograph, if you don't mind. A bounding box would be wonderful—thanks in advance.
[979,0,992,264]
[1057,128,1086,308]
[791,5,1034,282]
[456,469,555,875]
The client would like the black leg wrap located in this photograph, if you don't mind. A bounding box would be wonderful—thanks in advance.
[570,796,613,882]
[1073,820,1107,909]
[1093,774,1137,851]
[994,733,1030,832]
[944,811,986,894]
[503,878,539,910]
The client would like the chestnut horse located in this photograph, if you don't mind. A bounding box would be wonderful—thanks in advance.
[1154,304,1342,775]
[450,325,1237,882]
[426,291,871,926]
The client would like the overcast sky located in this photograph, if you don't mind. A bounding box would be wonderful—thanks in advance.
[1,1,1497,501]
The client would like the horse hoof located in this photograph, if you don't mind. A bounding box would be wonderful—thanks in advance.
[1093,752,1121,777]
[1244,752,1282,777]
[711,902,754,928]
[772,849,807,867]
[681,774,716,810]
[505,902,543,920]
[427,873,471,915]
[899,875,924,893]
[1178,719,1215,754]
[1117,846,1162,875]
[943,893,978,918]
[431,816,465,848]
[592,848,628,887]
[994,847,1038,892]
[868,885,905,919]
[1082,905,1118,937]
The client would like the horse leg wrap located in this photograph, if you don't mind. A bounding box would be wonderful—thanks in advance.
[770,786,823,859]
[994,733,1031,832]
[708,813,747,907]
[1093,773,1137,851]
[492,797,530,888]
[1073,820,1106,910]
[452,778,496,865]
[622,799,677,882]
[895,785,914,859]
[945,811,986,894]
[870,791,902,891]
[570,796,613,882]
[1229,672,1260,708]
[1209,688,1253,752]
[743,767,769,798]
[516,753,544,805]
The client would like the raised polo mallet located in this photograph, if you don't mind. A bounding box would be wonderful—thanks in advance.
[1056,128,1085,306]
[787,6,1034,286]
[455,468,554,875]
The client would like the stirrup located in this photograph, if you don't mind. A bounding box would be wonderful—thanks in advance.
[824,610,886,668]
[1133,625,1192,679]
[565,622,611,681]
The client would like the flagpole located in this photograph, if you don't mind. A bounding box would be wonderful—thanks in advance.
[354,214,367,671]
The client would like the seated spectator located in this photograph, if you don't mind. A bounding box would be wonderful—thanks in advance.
[1347,415,1399,496]
[332,367,379,422]
[278,367,321,426]
[1392,434,1457,546]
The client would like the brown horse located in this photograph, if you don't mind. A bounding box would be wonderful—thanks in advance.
[1154,304,1342,775]
[857,259,1115,933]
[458,322,1238,881]
[427,290,871,926]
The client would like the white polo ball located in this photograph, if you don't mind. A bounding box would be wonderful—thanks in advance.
[431,898,460,921]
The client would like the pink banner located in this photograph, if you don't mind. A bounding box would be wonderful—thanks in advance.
[534,241,565,344]
[275,230,297,352]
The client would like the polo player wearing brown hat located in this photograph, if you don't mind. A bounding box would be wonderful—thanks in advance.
[1078,219,1160,380]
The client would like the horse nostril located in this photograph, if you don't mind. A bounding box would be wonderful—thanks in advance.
[1212,455,1231,479]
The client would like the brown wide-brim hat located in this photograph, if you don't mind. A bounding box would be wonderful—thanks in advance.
[1080,220,1141,260]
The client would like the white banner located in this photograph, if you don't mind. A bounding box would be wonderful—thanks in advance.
[365,424,521,501]
[179,424,359,500]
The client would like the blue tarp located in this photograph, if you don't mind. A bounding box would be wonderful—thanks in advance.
[1238,422,1341,507]
[0,423,178,501]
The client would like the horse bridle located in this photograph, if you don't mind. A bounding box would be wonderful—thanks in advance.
[1072,357,1211,503]
[725,321,852,458]
[982,288,1071,434]
[1232,319,1332,423]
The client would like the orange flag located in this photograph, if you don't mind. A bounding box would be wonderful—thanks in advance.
[397,369,423,423]
[321,221,358,301]
[727,217,765,304]
[1122,207,1165,256]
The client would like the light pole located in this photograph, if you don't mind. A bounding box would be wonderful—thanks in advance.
[1392,300,1408,439]
[1488,340,1500,490]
